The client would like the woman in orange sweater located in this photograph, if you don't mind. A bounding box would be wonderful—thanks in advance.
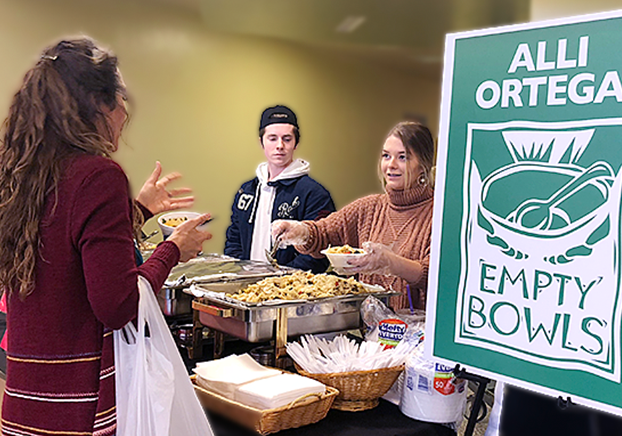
[273,121,434,310]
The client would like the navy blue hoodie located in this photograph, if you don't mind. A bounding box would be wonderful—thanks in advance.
[224,161,335,272]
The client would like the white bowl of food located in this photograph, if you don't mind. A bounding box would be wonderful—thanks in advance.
[158,211,203,239]
[320,245,366,275]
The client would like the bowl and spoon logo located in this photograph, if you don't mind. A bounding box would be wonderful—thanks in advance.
[477,129,614,264]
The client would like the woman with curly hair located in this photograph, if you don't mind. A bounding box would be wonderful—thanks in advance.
[0,37,210,435]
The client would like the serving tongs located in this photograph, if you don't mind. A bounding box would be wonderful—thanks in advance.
[265,235,282,268]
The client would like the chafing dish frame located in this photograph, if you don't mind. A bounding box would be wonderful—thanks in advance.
[189,280,399,367]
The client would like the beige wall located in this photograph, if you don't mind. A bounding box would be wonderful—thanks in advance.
[531,0,622,20]
[0,0,441,252]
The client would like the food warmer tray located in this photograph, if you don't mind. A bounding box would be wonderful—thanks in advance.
[156,253,293,317]
[187,278,399,343]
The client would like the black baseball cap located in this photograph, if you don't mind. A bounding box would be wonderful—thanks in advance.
[259,105,298,132]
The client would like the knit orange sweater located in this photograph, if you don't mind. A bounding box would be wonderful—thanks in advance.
[300,184,434,310]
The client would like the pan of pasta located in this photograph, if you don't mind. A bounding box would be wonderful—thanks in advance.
[187,271,398,342]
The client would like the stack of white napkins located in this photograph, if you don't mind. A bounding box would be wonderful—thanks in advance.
[236,373,325,410]
[193,354,281,397]
[193,354,325,410]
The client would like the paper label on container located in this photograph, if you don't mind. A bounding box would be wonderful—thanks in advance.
[433,363,456,396]
[378,318,408,348]
[416,374,431,393]
[405,367,432,395]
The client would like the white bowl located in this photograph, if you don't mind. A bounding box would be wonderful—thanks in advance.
[158,211,203,238]
[320,248,366,275]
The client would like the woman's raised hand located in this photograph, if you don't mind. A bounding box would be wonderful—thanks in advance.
[271,219,310,247]
[167,213,212,262]
[136,161,195,215]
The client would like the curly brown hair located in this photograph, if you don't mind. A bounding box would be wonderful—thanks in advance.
[0,37,141,299]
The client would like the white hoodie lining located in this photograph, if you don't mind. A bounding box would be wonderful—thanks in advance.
[249,159,310,262]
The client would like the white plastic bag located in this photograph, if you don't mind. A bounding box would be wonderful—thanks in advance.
[114,276,214,436]
[360,296,425,405]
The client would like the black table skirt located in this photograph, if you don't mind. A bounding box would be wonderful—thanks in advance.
[500,385,622,436]
[206,398,457,436]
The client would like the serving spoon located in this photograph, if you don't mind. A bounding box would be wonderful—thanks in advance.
[265,235,282,268]
[510,162,612,230]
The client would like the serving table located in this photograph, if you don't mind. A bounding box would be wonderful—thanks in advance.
[169,257,458,435]
[206,398,456,436]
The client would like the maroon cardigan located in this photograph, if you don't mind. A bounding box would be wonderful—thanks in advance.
[1,154,180,436]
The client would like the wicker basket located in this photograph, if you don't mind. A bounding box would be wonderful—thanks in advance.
[191,375,338,435]
[295,365,404,412]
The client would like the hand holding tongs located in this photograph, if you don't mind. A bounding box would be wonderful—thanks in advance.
[265,234,282,268]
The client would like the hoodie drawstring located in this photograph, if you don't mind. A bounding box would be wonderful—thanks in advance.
[248,182,261,224]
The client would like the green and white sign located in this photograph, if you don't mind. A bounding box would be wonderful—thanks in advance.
[427,10,622,414]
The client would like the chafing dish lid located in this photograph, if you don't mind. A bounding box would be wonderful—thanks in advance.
[165,254,292,288]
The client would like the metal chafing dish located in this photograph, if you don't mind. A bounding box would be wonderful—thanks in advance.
[188,279,397,343]
[188,275,399,367]
[153,253,293,359]
[157,253,398,365]
[156,253,287,317]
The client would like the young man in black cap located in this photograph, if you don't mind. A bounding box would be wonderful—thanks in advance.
[224,104,335,272]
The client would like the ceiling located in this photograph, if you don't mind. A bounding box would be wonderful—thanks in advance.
[151,0,531,77]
